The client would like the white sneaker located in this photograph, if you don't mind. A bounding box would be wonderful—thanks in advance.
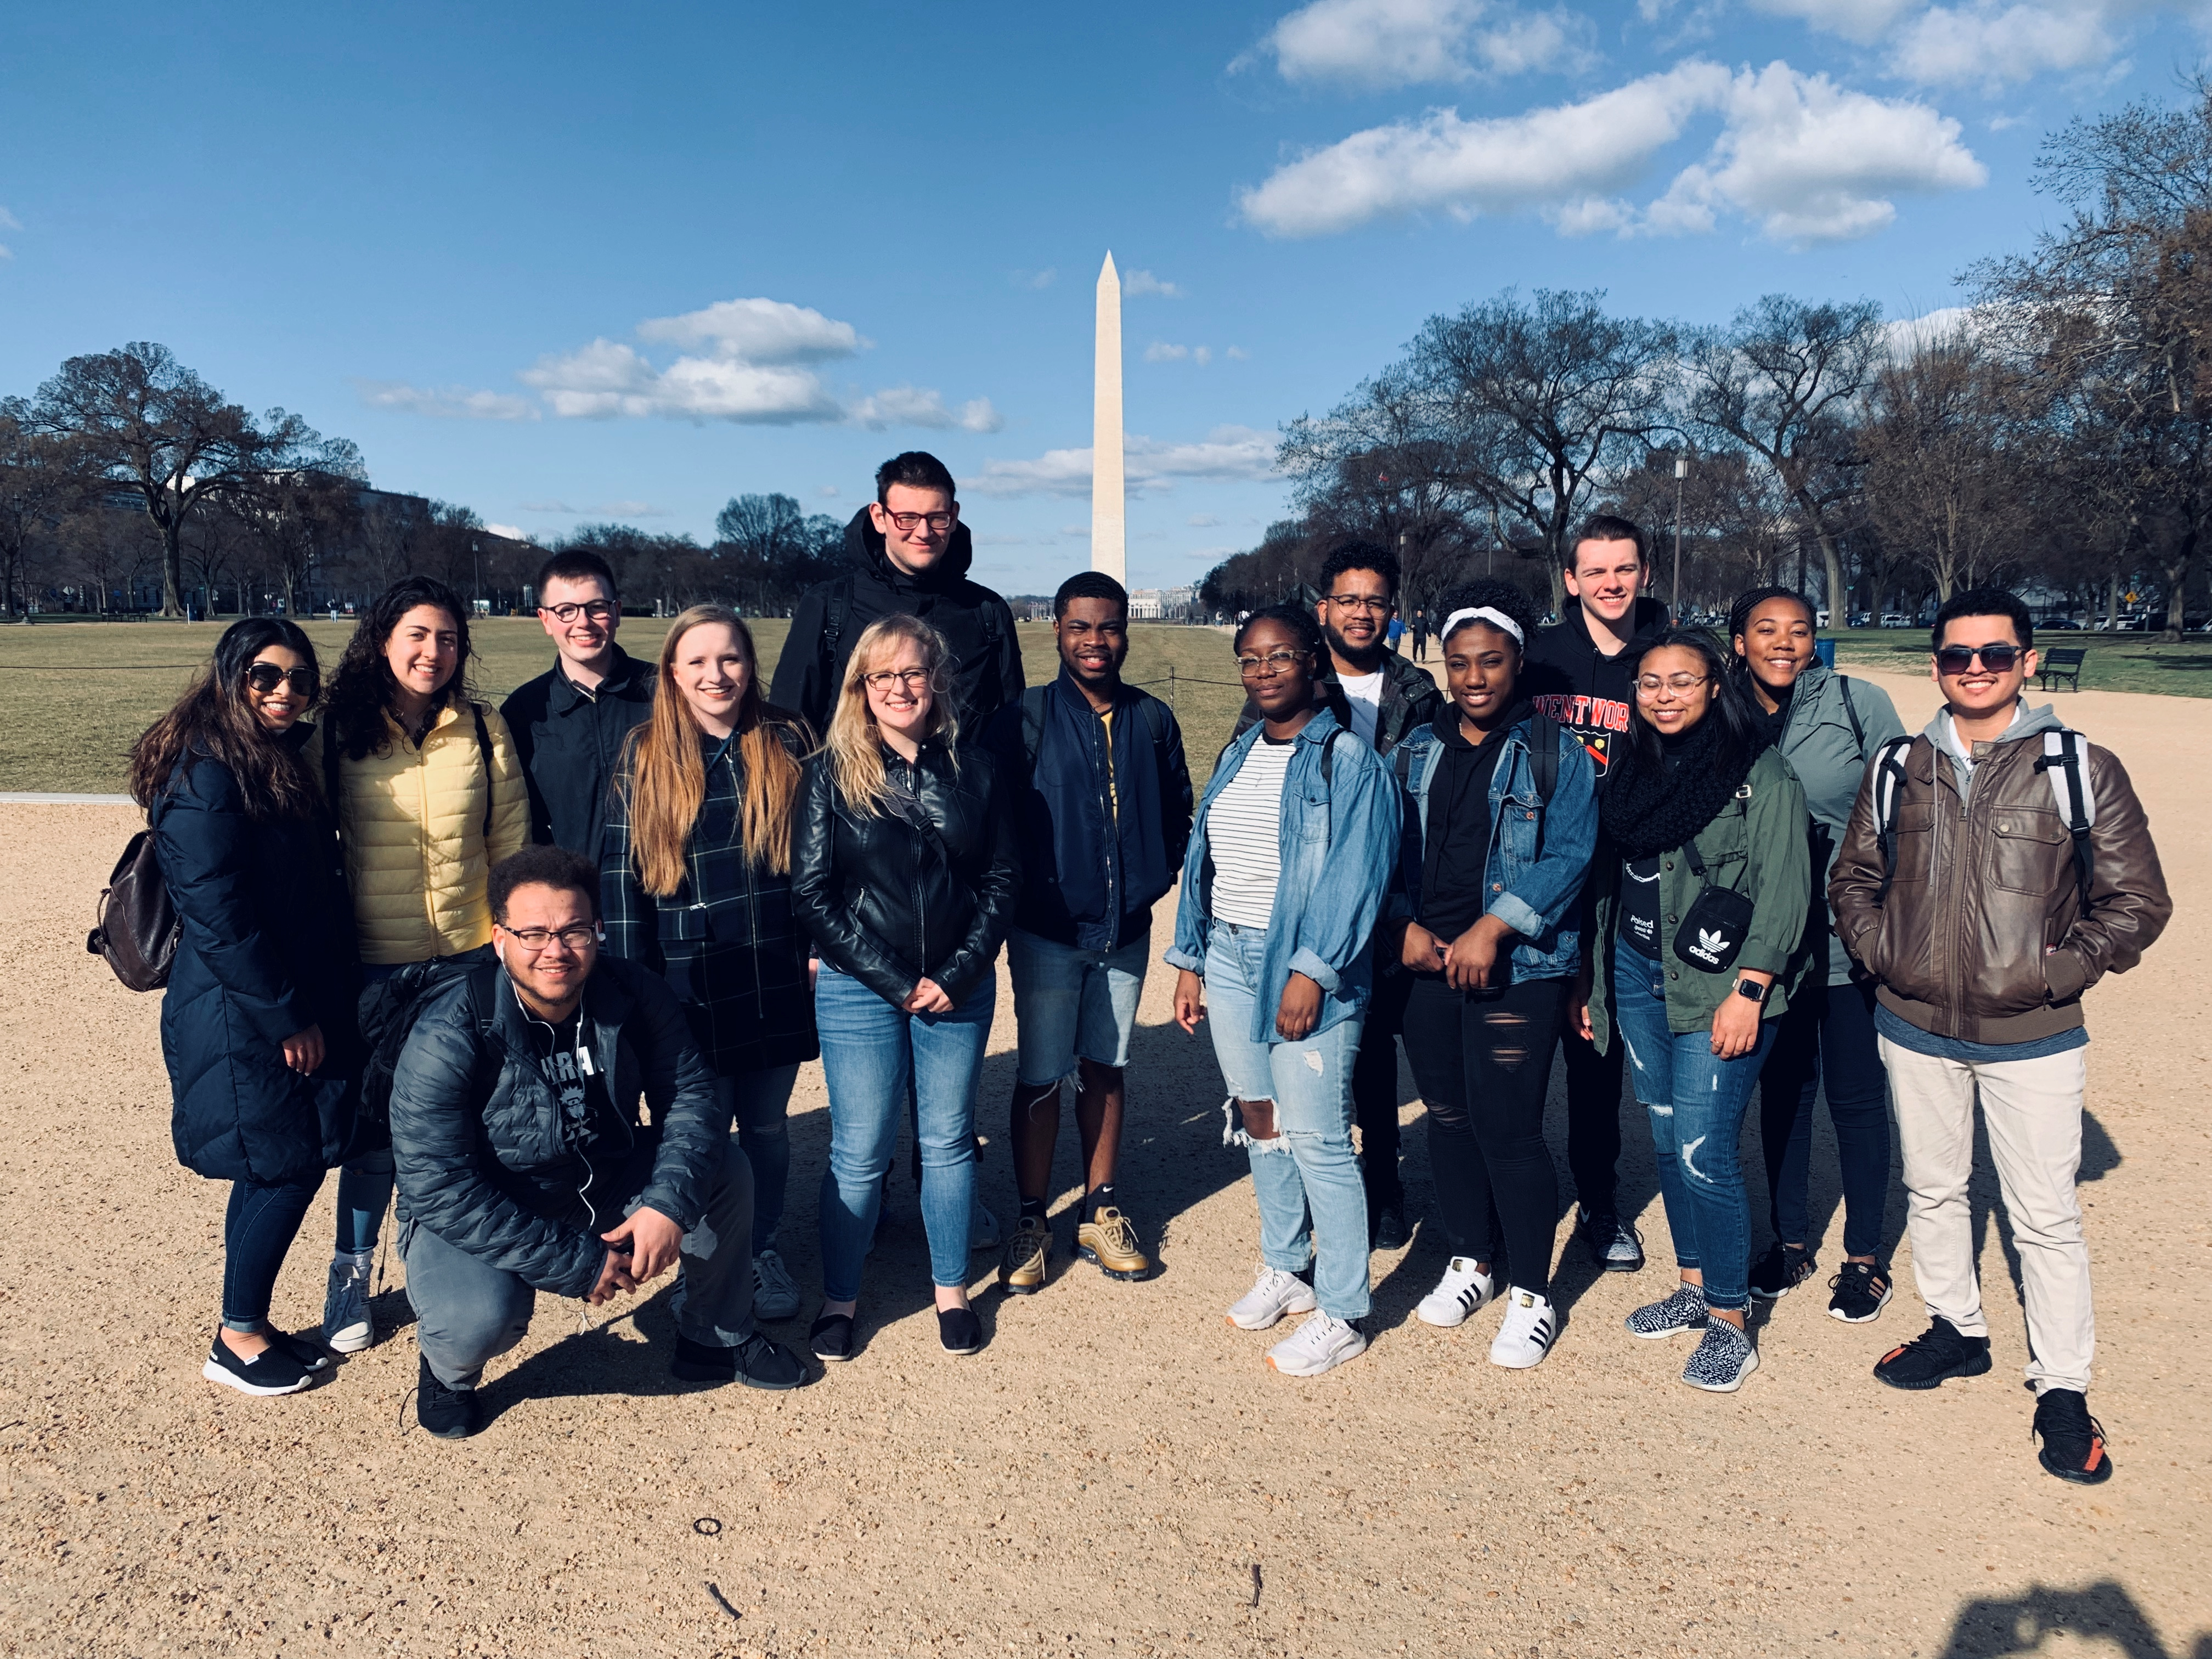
[1488,1286,1559,1370]
[752,1248,801,1322]
[1225,1265,1318,1331]
[1416,1257,1497,1328]
[1266,1313,1368,1376]
[323,1252,374,1354]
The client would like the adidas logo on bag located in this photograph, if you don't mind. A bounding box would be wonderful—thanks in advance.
[1687,928,1731,966]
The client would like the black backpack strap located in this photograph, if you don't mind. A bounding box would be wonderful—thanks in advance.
[467,960,502,1041]
[1837,675,1867,761]
[1871,736,1915,904]
[1528,712,1559,805]
[1393,742,1416,788]
[471,703,495,840]
[1321,729,1338,789]
[820,577,853,664]
[1137,689,1171,751]
[1019,684,1050,776]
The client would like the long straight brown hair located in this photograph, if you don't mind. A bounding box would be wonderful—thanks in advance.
[623,606,805,896]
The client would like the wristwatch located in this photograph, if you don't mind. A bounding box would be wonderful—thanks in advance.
[1734,978,1771,1006]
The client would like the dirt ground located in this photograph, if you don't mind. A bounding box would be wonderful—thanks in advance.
[2,664,2204,1659]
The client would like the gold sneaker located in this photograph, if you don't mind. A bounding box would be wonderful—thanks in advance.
[1000,1215,1050,1295]
[1076,1207,1157,1282]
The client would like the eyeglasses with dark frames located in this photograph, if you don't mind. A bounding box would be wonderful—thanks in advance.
[882,511,955,533]
[1323,594,1393,613]
[863,667,933,691]
[541,601,617,623]
[499,924,601,954]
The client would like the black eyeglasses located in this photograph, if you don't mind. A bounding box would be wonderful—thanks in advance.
[882,510,955,533]
[244,664,318,696]
[541,601,616,623]
[1934,643,2022,676]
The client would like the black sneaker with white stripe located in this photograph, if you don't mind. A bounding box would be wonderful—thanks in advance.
[1826,1261,1893,1323]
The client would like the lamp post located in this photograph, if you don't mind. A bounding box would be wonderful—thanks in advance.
[1672,453,1688,614]
[471,537,481,613]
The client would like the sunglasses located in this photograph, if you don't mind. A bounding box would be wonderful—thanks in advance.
[244,664,318,697]
[1934,644,2022,676]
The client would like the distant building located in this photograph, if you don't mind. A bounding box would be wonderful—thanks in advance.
[1128,585,1195,622]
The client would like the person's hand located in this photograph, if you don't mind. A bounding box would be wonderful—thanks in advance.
[902,977,954,1015]
[1709,989,1765,1059]
[281,1024,325,1075]
[1275,972,1323,1041]
[587,1246,639,1305]
[602,1206,685,1283]
[1444,916,1514,992]
[808,956,820,994]
[1400,922,1446,973]
[1568,979,1595,1045]
[1173,968,1206,1034]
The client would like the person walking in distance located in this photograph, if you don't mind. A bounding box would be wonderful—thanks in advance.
[601,607,818,1324]
[1232,541,1441,1249]
[791,617,1022,1361]
[133,619,360,1396]
[985,572,1193,1295]
[1830,589,2169,1483]
[1522,515,1671,1274]
[1412,608,1431,663]
[1384,584,1598,1369]
[1170,607,1402,1378]
[315,575,529,1353]
[502,548,655,863]
[391,848,809,1439]
[1726,588,1906,1321]
[1575,627,1811,1393]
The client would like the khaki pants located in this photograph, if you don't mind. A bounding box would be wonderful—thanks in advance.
[1879,1037,2093,1395]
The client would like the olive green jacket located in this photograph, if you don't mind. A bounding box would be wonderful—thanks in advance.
[1585,746,1813,1045]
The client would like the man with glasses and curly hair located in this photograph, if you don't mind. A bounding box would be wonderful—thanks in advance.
[1831,588,2169,1485]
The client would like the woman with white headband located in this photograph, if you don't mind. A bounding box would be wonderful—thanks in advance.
[1381,581,1599,1369]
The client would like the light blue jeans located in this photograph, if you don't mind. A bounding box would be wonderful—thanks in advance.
[1611,952,1775,1313]
[814,963,996,1302]
[1201,924,1370,1322]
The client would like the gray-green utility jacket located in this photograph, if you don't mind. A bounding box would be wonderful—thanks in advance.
[1769,663,1904,987]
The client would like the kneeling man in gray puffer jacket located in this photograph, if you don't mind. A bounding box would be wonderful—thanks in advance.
[392,845,808,1438]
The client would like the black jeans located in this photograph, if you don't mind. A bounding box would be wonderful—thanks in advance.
[222,1172,325,1333]
[1352,969,1413,1209]
[1400,974,1567,1295]
[1559,1013,1627,1220]
[1756,978,1891,1259]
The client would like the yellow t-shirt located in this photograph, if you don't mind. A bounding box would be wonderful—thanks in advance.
[1099,708,1120,822]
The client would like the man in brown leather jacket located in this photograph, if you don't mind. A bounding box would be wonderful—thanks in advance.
[1830,588,2169,1486]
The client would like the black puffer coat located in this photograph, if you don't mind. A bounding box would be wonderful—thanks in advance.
[389,953,720,1298]
[155,733,361,1184]
[791,741,1022,1008]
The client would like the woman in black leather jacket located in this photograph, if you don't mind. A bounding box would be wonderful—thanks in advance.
[791,614,1020,1359]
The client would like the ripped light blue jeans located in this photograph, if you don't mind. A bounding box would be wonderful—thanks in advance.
[1202,924,1370,1322]
[1611,951,1775,1313]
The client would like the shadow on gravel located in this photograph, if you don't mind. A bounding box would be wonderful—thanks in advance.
[1938,1579,2200,1658]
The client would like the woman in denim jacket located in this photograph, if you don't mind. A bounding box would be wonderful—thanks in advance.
[1167,606,1401,1379]
[1382,583,1598,1370]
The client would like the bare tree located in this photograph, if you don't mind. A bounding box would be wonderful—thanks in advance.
[0,399,83,619]
[238,439,366,614]
[1683,295,1882,624]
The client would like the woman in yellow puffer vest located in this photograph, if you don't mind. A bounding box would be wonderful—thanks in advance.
[314,577,528,1353]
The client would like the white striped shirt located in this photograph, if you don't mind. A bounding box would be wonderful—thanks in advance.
[1206,736,1296,929]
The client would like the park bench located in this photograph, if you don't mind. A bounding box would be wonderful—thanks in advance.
[2040,647,2087,692]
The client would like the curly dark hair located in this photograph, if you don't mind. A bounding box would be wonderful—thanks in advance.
[128,618,324,821]
[1232,603,1327,659]
[1435,579,1541,649]
[1726,585,1815,644]
[323,576,476,761]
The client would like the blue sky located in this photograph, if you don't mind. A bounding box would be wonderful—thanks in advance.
[4,1,2209,594]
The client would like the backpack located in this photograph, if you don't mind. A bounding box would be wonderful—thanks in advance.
[819,576,1005,683]
[1016,682,1173,777]
[1391,710,1562,803]
[354,958,500,1135]
[1870,729,2097,912]
[323,703,496,840]
[87,823,179,992]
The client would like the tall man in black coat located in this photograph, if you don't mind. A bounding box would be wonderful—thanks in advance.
[391,847,808,1439]
[1520,514,1670,1274]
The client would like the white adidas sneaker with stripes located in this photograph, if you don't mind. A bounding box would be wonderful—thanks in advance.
[1488,1286,1559,1369]
[1416,1256,1496,1328]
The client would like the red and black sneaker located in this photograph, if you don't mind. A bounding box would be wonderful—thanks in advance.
[1873,1316,1993,1390]
[2033,1389,2114,1485]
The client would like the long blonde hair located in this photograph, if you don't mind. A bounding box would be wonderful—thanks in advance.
[823,614,959,816]
[623,605,805,896]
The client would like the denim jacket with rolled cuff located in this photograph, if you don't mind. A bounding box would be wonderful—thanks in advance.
[1164,707,1402,1047]
[1386,714,1599,984]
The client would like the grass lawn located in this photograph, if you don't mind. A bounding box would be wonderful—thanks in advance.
[1827,627,2212,697]
[0,616,1251,794]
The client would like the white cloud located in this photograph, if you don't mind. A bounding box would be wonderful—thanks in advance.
[0,205,16,259]
[1144,342,1215,364]
[485,522,528,541]
[1226,346,1251,360]
[517,499,671,517]
[519,339,843,422]
[354,380,540,420]
[1889,4,2118,85]
[849,386,1004,432]
[1250,0,1589,89]
[818,485,842,498]
[1239,57,1984,244]
[633,296,866,363]
[1189,514,1224,527]
[967,426,1278,498]
[1012,267,1057,289]
[1122,269,1182,297]
[1748,0,1920,42]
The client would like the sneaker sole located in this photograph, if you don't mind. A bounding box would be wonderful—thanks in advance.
[324,1324,373,1355]
[1683,1345,1759,1393]
[753,1302,803,1323]
[669,1361,810,1391]
[1266,1341,1367,1376]
[1000,1275,1047,1295]
[1226,1300,1316,1331]
[1489,1335,1556,1370]
[417,1415,478,1440]
[2037,1445,2115,1485]
[1625,1318,1705,1340]
[201,1357,314,1397]
[1076,1245,1158,1282]
[1828,1284,1894,1324]
[1875,1348,1993,1391]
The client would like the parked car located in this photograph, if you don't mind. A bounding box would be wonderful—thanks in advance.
[1848,612,1873,628]
[1880,613,1914,628]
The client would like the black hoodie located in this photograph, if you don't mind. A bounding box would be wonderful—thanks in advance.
[1520,594,1670,787]
[769,506,1024,740]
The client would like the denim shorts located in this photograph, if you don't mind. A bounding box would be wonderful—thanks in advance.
[1006,925,1150,1085]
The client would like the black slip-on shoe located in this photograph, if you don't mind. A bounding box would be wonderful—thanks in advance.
[2033,1389,2114,1485]
[938,1306,983,1356]
[1873,1316,1993,1391]
[809,1312,855,1362]
[202,1333,315,1397]
[672,1333,809,1390]
[262,1328,334,1372]
[415,1354,481,1439]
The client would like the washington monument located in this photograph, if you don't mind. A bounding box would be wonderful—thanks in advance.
[1091,252,1125,580]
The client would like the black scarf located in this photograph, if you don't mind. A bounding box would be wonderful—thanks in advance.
[1599,717,1762,861]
